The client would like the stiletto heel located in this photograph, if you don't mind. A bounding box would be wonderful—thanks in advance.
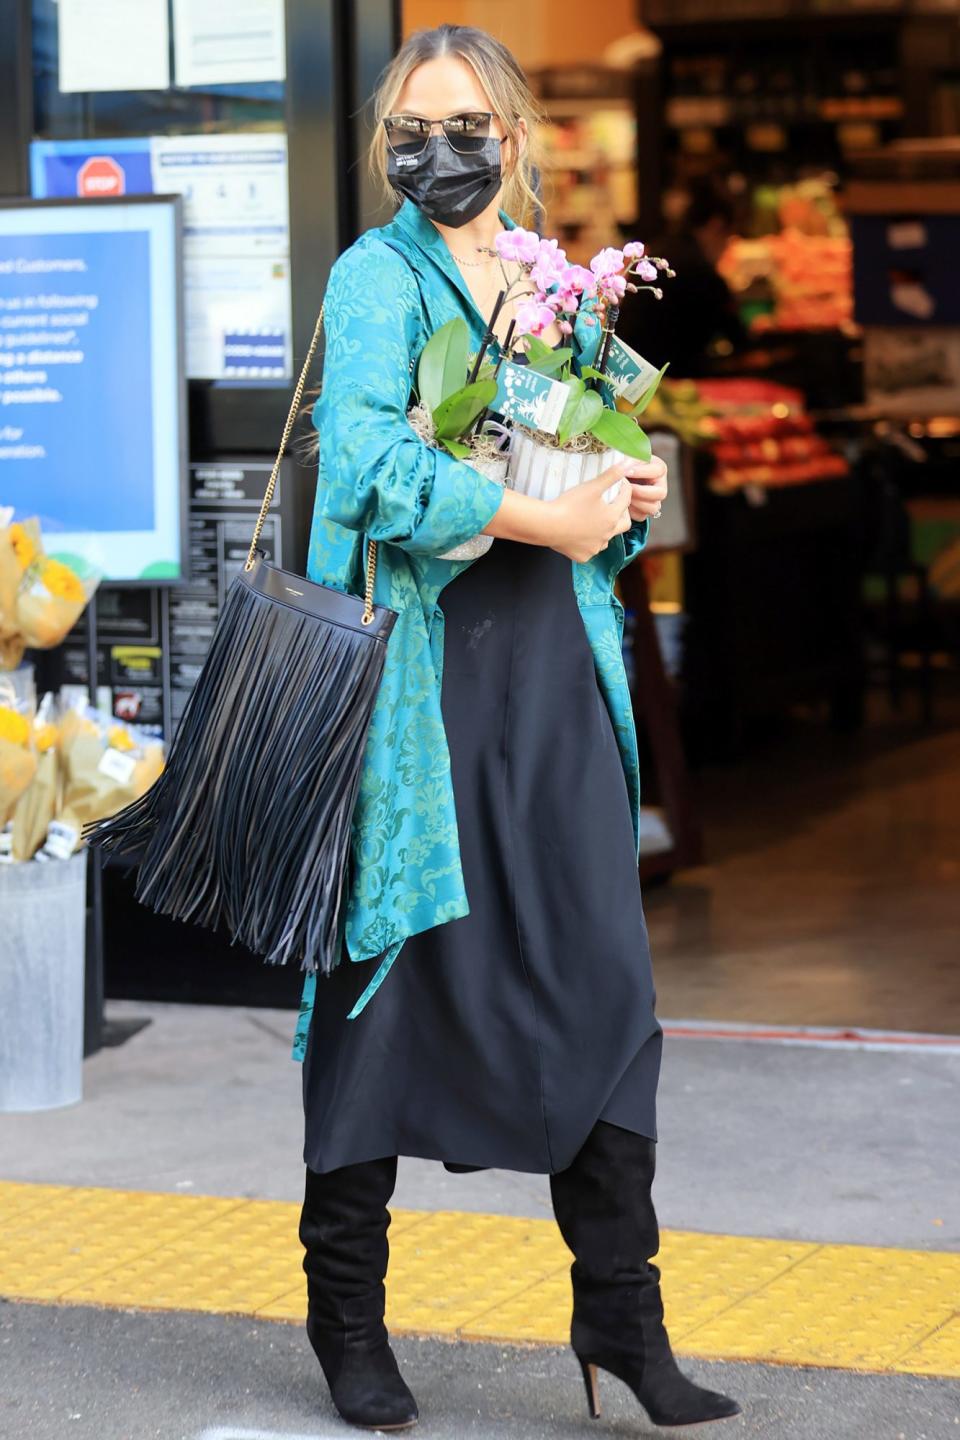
[578,1356,601,1419]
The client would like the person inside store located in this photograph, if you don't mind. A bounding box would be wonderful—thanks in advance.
[617,175,748,378]
[295,22,741,1434]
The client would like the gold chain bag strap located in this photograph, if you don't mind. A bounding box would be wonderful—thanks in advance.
[82,303,399,981]
[244,302,378,622]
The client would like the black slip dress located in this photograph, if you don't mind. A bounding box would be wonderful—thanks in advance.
[301,485,663,1177]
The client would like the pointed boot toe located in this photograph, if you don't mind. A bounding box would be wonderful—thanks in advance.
[307,1304,418,1431]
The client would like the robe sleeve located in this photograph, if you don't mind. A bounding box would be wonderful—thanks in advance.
[312,238,505,557]
[619,515,650,568]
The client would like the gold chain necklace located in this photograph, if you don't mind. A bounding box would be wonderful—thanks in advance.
[450,248,496,268]
[448,224,509,269]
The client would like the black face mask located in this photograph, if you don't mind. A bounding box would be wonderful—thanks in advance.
[387,134,504,228]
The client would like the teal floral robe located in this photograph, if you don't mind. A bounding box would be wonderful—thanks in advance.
[291,197,650,1060]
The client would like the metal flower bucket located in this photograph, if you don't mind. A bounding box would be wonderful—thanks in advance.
[0,848,87,1112]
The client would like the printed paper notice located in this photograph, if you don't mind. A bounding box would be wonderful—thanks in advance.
[173,0,286,87]
[151,134,291,379]
[58,0,170,93]
[30,133,292,381]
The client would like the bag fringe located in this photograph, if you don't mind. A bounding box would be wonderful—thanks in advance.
[82,579,386,977]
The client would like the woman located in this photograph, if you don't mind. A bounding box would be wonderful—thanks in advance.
[295,23,741,1434]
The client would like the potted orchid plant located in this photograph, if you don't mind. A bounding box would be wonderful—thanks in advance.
[406,316,510,559]
[477,229,674,502]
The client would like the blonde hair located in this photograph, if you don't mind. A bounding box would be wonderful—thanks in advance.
[367,23,548,228]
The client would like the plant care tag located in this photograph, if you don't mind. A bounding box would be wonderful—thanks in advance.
[491,361,569,436]
[98,746,137,785]
[604,336,661,404]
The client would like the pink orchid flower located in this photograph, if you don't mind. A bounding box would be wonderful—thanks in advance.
[597,272,627,302]
[623,241,646,259]
[550,286,581,315]
[494,227,541,264]
[515,297,557,337]
[563,264,598,296]
[533,236,567,281]
[589,246,625,280]
[635,258,658,283]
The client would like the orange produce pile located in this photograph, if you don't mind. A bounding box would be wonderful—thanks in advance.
[720,230,854,332]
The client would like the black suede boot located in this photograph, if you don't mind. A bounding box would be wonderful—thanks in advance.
[299,1156,418,1431]
[550,1121,741,1428]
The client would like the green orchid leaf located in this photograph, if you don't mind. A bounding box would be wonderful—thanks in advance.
[526,346,573,378]
[629,362,670,416]
[558,388,605,445]
[588,408,653,461]
[439,437,472,459]
[553,375,605,446]
[417,318,470,413]
[555,376,584,445]
[579,364,617,386]
[432,378,498,441]
[520,335,554,365]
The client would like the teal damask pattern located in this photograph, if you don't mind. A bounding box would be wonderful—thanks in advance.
[292,199,649,1061]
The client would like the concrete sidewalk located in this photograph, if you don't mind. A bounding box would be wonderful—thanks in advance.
[2,1001,958,1440]
[2,999,957,1249]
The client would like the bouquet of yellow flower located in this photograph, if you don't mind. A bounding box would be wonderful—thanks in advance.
[0,687,166,862]
[0,693,37,827]
[4,692,59,862]
[0,515,101,669]
[41,699,165,860]
[0,516,28,669]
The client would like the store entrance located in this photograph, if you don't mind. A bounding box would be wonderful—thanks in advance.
[397,2,960,1038]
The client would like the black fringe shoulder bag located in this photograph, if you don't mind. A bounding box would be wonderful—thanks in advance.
[81,304,398,979]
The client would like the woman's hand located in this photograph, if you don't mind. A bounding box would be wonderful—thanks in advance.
[624,456,668,522]
[543,459,652,564]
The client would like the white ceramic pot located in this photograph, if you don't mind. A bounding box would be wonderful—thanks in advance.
[436,453,509,561]
[507,427,628,505]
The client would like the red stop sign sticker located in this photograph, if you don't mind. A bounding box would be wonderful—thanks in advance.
[78,156,125,198]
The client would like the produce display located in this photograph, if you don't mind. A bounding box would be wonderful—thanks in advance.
[718,180,854,333]
[695,379,849,493]
[721,230,853,333]
[643,376,848,492]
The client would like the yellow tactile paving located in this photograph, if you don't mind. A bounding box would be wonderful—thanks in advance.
[1,1181,957,1380]
[899,1316,960,1377]
[678,1243,960,1374]
[460,1231,815,1345]
[387,1211,571,1334]
[0,1186,243,1301]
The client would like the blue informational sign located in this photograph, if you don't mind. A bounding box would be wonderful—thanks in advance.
[0,197,185,583]
[31,134,292,383]
[30,138,154,201]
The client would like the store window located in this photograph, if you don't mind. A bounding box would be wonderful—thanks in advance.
[31,0,291,385]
